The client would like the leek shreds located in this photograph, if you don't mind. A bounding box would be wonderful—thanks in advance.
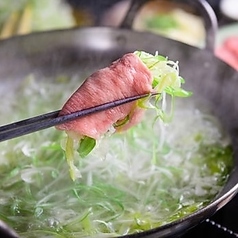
[135,51,191,123]
[65,135,81,181]
[64,51,192,180]
[0,73,233,237]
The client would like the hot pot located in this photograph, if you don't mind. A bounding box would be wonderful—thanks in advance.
[0,0,237,237]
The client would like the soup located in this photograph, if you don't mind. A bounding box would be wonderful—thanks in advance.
[0,74,233,237]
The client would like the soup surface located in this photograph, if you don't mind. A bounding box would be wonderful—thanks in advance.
[0,74,233,237]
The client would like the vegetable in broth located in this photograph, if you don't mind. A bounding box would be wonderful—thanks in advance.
[57,51,191,180]
[0,67,233,237]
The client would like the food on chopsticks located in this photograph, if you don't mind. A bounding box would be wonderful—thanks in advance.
[56,52,153,139]
[56,51,191,180]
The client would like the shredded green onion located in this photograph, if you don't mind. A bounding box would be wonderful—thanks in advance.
[0,74,233,237]
[64,51,192,180]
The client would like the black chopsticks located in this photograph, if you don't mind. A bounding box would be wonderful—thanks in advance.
[0,93,155,142]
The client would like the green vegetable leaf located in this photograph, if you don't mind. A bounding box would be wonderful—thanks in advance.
[145,15,178,31]
[77,136,96,158]
[165,87,193,97]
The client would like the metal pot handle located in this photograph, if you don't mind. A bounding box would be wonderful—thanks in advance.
[120,0,217,52]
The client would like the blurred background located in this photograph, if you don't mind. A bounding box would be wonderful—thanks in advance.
[0,0,237,70]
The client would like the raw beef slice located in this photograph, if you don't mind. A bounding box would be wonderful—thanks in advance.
[56,53,153,139]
